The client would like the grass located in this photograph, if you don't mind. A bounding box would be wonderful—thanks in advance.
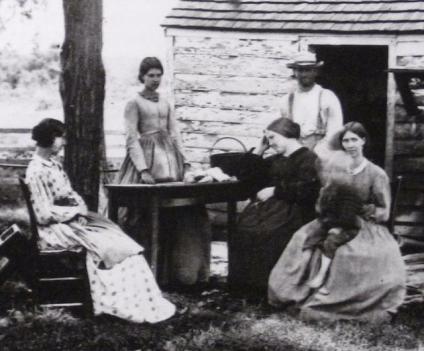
[0,195,423,350]
[0,278,423,351]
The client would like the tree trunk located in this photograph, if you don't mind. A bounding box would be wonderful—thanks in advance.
[60,0,105,211]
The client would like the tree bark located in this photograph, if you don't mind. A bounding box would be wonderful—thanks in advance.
[60,0,105,211]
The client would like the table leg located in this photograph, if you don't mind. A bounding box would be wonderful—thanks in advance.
[150,196,160,278]
[227,201,237,287]
[108,191,118,222]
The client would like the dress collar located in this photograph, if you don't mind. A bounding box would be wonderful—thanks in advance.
[32,154,58,168]
[349,158,368,175]
[287,146,308,159]
[139,91,159,102]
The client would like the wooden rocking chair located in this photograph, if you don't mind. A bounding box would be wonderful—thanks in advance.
[389,175,403,238]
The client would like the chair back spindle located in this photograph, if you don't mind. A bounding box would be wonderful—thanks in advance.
[389,175,403,236]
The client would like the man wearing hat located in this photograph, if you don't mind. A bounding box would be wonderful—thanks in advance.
[280,51,343,151]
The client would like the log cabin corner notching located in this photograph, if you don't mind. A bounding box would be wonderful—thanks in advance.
[162,0,424,245]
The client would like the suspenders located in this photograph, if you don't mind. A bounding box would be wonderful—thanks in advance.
[288,88,326,135]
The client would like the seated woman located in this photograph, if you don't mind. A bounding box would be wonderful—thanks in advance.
[268,122,406,321]
[26,118,175,323]
[306,181,363,290]
[232,117,321,292]
[300,151,363,290]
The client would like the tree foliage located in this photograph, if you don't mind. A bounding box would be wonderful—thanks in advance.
[0,0,46,29]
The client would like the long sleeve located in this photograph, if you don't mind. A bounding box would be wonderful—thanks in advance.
[273,153,320,206]
[70,190,88,216]
[370,169,391,223]
[59,166,88,216]
[124,100,148,172]
[167,103,187,162]
[238,153,273,194]
[26,168,81,225]
[322,90,343,141]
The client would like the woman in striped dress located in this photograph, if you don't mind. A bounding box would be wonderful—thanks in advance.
[26,118,175,323]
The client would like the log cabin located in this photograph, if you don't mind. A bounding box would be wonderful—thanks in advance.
[162,0,424,250]
[2,2,424,296]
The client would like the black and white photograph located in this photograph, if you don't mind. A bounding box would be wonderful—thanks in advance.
[0,0,424,349]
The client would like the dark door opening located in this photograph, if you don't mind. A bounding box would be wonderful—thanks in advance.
[313,45,388,167]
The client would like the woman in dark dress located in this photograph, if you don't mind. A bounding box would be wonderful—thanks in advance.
[232,118,321,292]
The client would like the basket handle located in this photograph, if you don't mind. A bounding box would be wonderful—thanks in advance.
[209,137,248,155]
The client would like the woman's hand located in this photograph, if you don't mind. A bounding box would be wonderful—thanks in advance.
[362,204,376,220]
[140,170,155,184]
[256,187,275,202]
[254,135,270,156]
[183,171,195,183]
[77,215,88,226]
[183,163,191,174]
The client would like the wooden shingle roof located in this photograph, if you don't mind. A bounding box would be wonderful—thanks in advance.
[163,0,424,34]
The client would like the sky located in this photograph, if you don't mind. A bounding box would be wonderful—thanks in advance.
[0,0,179,129]
[0,0,178,78]
[103,0,179,82]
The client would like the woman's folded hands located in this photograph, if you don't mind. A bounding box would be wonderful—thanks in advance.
[53,196,79,206]
[361,204,377,220]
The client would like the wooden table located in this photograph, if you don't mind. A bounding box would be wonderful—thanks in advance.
[105,181,249,282]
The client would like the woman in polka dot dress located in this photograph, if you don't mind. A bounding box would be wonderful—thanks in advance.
[25,118,175,323]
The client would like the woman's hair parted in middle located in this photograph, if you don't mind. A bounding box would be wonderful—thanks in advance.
[266,117,301,139]
[338,122,369,148]
[138,57,164,83]
[32,118,65,148]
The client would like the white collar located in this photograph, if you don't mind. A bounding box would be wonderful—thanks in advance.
[349,158,368,175]
[33,154,58,168]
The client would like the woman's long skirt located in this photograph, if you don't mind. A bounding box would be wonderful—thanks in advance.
[268,219,406,321]
[231,198,304,293]
[37,213,175,323]
[116,131,211,287]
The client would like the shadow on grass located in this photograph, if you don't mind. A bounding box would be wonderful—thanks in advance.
[0,202,422,350]
[0,281,422,351]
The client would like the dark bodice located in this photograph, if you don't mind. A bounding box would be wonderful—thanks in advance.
[241,147,321,222]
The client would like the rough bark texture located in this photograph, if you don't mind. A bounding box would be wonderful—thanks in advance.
[60,0,105,211]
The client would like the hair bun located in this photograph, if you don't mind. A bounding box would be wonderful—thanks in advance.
[31,118,65,148]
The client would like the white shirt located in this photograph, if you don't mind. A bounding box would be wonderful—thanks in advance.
[280,84,343,139]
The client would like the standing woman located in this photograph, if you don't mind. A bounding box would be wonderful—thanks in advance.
[26,118,175,323]
[117,57,211,287]
[232,118,321,293]
[268,122,406,321]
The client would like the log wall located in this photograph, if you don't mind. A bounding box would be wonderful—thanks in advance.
[166,31,424,243]
[392,38,424,244]
[2,33,424,242]
[169,35,298,168]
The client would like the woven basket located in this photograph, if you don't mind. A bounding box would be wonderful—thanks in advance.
[209,137,248,177]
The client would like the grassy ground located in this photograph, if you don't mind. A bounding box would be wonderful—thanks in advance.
[0,183,422,350]
[0,280,423,351]
[0,229,422,350]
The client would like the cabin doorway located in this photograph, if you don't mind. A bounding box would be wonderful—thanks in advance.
[312,45,388,167]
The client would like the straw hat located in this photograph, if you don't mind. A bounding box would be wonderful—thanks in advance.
[287,51,324,69]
